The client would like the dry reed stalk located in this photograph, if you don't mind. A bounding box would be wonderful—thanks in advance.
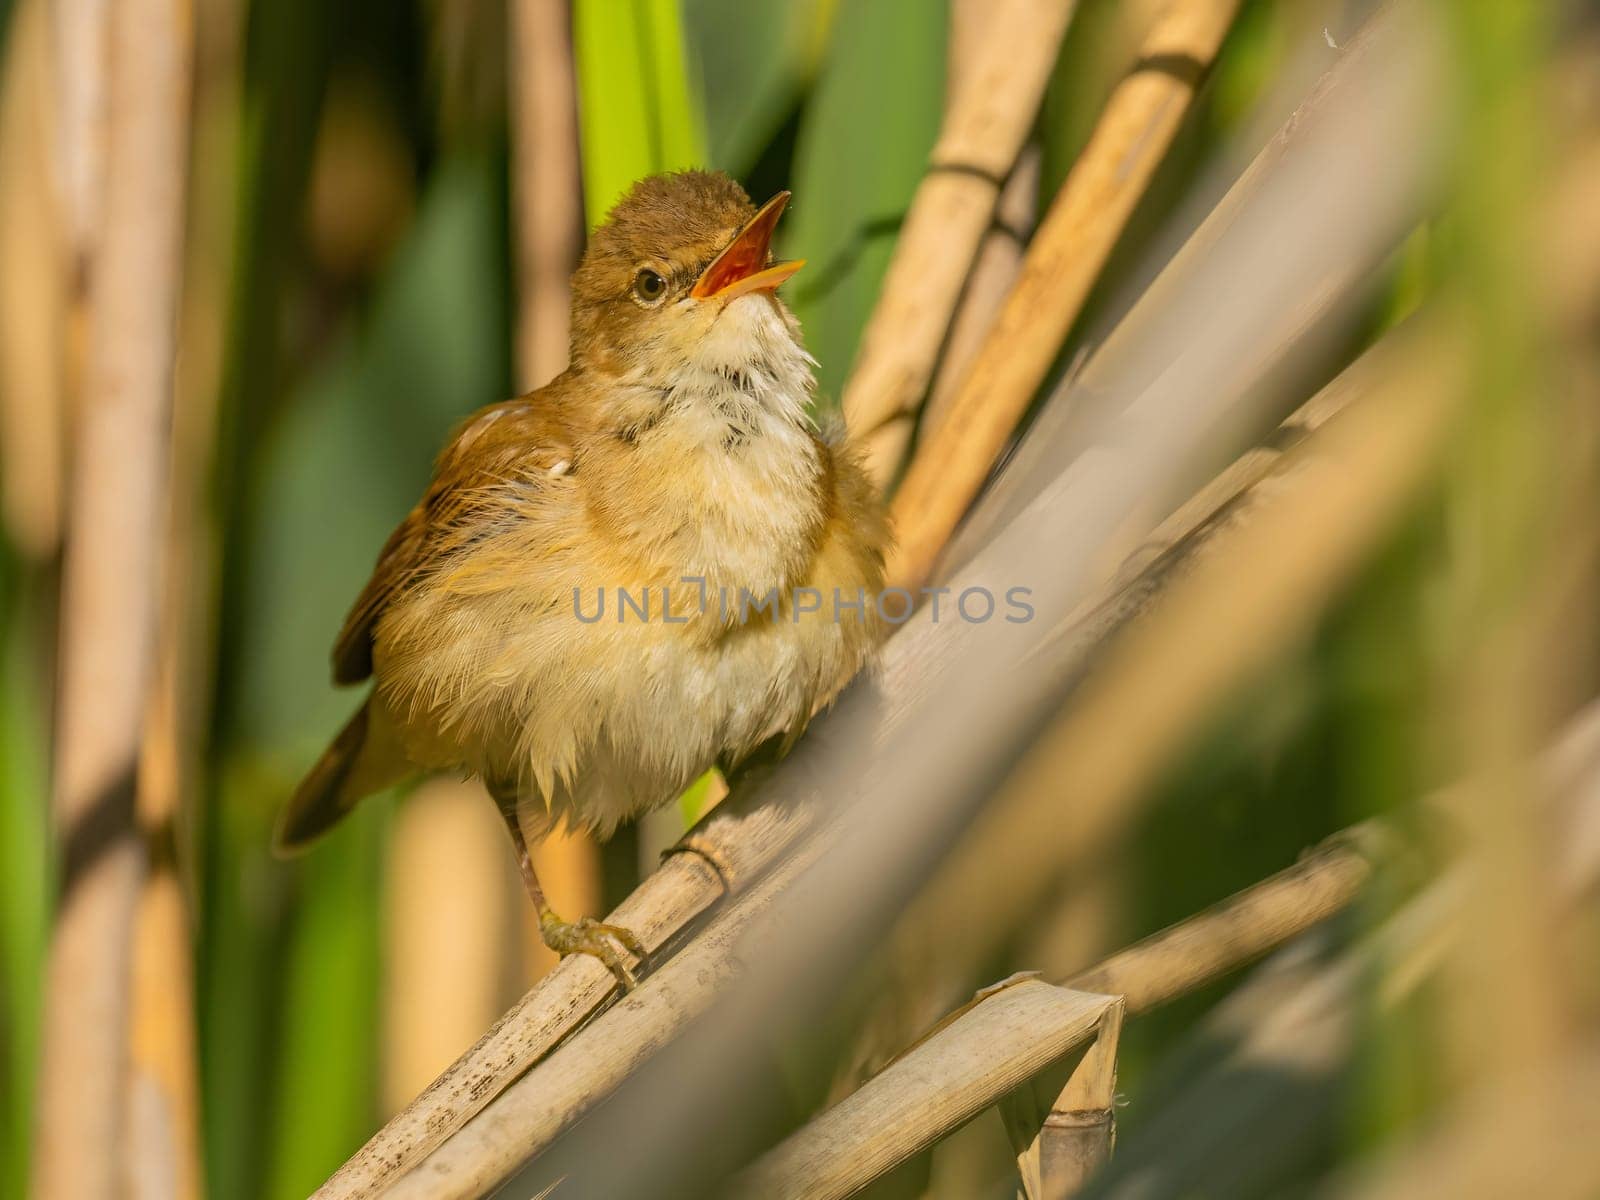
[508,0,603,985]
[918,0,1042,447]
[379,794,832,1200]
[125,860,202,1200]
[510,0,582,389]
[1002,995,1124,1200]
[0,0,68,556]
[840,0,1080,487]
[382,780,514,1114]
[32,0,191,1196]
[122,5,245,1191]
[837,318,1430,1090]
[1062,826,1381,1012]
[732,815,1381,1198]
[886,0,1244,590]
[313,786,808,1200]
[733,983,1121,1200]
[886,315,1461,1041]
[920,149,1038,446]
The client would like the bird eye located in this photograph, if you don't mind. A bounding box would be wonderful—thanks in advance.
[633,268,667,305]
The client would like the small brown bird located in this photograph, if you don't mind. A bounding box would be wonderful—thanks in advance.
[277,170,887,985]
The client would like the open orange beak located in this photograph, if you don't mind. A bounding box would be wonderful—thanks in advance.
[690,191,805,301]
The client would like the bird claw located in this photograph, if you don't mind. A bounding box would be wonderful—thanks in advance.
[540,910,650,991]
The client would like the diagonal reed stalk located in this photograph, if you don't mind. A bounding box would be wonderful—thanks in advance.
[884,0,1244,587]
[840,0,1080,486]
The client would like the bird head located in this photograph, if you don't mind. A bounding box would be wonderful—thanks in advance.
[567,171,807,391]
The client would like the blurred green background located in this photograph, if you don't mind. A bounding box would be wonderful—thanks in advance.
[0,1,1576,1197]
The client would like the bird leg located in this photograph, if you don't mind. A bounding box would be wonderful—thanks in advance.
[490,785,648,990]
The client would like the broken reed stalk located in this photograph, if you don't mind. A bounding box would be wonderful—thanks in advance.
[734,983,1120,1200]
[841,0,1080,487]
[742,824,1382,1199]
[32,1,191,1197]
[1003,995,1125,1200]
[755,697,1600,1200]
[886,0,1244,589]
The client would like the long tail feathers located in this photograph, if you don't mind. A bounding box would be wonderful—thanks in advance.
[275,702,381,854]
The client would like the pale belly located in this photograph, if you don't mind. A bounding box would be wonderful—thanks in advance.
[373,579,873,838]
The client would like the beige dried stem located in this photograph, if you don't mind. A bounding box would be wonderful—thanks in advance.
[0,0,68,556]
[919,0,1042,447]
[782,689,1600,1200]
[736,982,1122,1200]
[123,2,246,1193]
[840,0,1080,487]
[886,0,1243,590]
[510,0,582,391]
[32,0,192,1197]
[742,823,1382,1199]
[507,0,602,984]
[845,317,1443,1083]
[313,793,808,1200]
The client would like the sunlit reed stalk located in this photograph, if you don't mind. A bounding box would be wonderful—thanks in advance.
[918,0,1041,447]
[744,823,1383,1199]
[886,0,1244,590]
[122,3,246,1193]
[0,0,67,558]
[736,982,1120,1200]
[312,793,805,1200]
[511,0,582,391]
[508,0,603,986]
[840,0,1079,487]
[32,0,191,1196]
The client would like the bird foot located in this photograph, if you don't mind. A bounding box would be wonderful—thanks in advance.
[540,908,649,990]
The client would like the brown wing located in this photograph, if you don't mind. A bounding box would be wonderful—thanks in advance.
[330,394,574,685]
